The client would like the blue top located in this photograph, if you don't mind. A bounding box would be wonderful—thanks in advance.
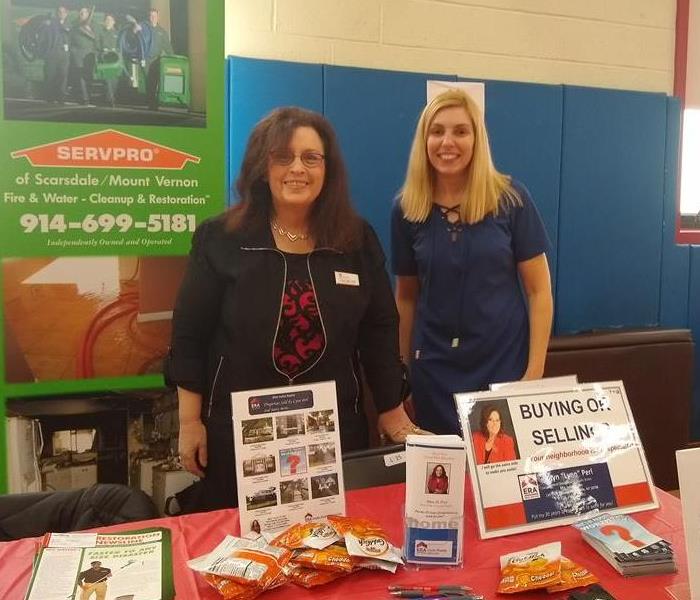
[391,180,550,434]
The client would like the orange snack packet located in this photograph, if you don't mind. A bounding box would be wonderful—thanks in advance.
[203,574,262,600]
[286,563,349,587]
[272,521,340,550]
[547,555,599,592]
[327,515,404,565]
[291,544,355,573]
[497,542,562,594]
[189,537,291,590]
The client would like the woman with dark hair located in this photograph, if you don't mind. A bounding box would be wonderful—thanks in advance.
[168,107,422,511]
[426,464,449,494]
[472,405,516,465]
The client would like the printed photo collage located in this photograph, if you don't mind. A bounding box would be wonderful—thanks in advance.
[240,408,341,514]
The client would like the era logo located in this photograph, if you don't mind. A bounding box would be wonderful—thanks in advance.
[519,474,540,500]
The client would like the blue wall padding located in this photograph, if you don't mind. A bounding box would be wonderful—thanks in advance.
[556,86,667,333]
[227,56,697,437]
[480,80,563,299]
[659,97,690,328]
[324,66,456,254]
[688,247,700,439]
[228,57,323,203]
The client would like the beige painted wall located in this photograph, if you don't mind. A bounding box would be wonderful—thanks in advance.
[225,0,676,93]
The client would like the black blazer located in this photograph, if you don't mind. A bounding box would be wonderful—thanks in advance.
[167,214,404,451]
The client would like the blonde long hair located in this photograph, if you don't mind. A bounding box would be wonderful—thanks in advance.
[399,89,520,224]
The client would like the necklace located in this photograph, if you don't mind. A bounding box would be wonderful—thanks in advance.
[271,220,309,242]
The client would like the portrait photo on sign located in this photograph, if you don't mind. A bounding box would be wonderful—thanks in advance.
[241,418,274,445]
[425,462,451,495]
[310,473,339,499]
[468,398,520,465]
[306,409,335,434]
[2,0,206,127]
[280,478,309,504]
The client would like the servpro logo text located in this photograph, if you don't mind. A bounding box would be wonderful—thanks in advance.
[56,146,155,163]
[11,129,200,170]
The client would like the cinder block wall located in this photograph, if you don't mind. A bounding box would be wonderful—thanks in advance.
[225,0,676,93]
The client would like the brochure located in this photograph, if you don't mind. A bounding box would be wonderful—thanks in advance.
[232,380,345,534]
[24,527,174,600]
[455,381,658,538]
[404,434,466,564]
[573,512,676,576]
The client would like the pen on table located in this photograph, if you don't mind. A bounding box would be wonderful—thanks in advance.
[389,593,482,599]
[415,595,484,600]
[388,583,473,594]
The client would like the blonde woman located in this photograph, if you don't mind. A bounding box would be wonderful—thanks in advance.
[392,90,553,434]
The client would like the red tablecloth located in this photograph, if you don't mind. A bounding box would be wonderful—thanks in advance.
[0,483,689,600]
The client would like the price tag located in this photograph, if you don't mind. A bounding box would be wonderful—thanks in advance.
[383,451,406,467]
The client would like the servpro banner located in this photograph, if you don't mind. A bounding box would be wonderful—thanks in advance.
[455,381,658,539]
[0,1,225,492]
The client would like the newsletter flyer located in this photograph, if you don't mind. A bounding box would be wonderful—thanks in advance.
[455,381,658,539]
[232,381,345,534]
[25,527,173,600]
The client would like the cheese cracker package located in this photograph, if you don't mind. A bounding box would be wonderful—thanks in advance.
[497,542,562,594]
[188,535,291,590]
[327,515,404,565]
[290,544,355,573]
[272,521,340,550]
[203,575,262,600]
[286,564,348,587]
[547,555,598,593]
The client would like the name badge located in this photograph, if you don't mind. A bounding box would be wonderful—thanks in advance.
[334,271,359,286]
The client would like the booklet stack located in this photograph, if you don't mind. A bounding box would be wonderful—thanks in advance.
[24,527,174,600]
[573,513,677,576]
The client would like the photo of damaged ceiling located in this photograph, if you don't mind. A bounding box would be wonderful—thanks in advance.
[3,254,187,382]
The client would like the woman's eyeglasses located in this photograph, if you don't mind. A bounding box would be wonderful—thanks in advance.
[269,150,325,168]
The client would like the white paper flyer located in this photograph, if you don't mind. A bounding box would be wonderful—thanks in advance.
[232,380,345,533]
[404,434,466,565]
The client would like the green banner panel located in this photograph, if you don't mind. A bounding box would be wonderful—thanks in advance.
[0,0,226,493]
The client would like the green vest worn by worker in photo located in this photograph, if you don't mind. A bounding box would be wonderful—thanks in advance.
[97,27,118,53]
[69,24,96,68]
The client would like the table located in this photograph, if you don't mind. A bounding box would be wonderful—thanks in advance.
[0,482,689,599]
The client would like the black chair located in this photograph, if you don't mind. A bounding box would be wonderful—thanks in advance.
[342,444,406,490]
[0,483,158,541]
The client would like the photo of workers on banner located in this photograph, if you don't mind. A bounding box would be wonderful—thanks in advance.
[2,1,206,127]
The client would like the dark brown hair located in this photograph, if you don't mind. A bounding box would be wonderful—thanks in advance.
[227,107,362,250]
[479,404,503,437]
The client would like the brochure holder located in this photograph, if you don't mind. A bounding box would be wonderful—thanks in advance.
[403,434,466,566]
